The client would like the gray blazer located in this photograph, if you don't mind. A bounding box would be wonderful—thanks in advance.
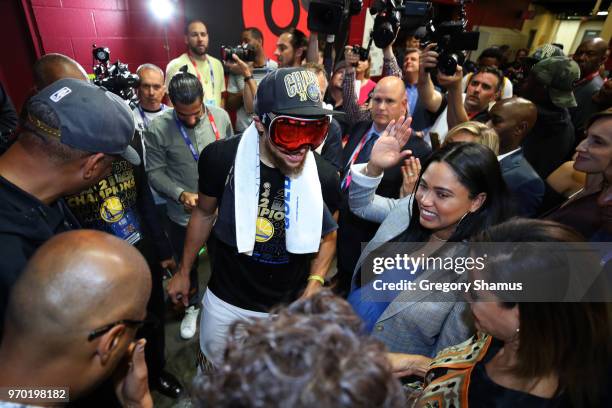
[348,166,473,357]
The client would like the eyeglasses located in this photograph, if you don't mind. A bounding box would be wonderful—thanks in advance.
[88,319,148,341]
[263,114,330,151]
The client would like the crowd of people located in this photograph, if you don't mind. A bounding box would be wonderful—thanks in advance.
[0,17,610,408]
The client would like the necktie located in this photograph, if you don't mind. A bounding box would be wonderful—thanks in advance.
[356,132,380,164]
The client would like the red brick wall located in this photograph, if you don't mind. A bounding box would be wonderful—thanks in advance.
[27,0,186,75]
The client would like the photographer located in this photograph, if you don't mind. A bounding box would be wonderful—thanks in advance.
[342,39,403,127]
[225,28,278,133]
[419,43,503,144]
[461,47,514,99]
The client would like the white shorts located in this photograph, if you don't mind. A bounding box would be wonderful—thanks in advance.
[199,289,269,365]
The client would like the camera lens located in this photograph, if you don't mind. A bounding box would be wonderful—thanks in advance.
[437,52,459,76]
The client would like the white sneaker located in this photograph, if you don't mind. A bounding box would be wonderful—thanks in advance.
[180,306,199,340]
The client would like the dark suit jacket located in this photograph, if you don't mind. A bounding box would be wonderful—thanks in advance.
[500,149,545,217]
[320,117,343,171]
[336,120,431,293]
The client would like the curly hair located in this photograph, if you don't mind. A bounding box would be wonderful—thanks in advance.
[192,291,405,408]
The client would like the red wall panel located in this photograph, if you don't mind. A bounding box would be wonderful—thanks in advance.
[26,0,185,76]
[0,1,37,111]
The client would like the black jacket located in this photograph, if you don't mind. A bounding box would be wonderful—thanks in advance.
[500,150,545,217]
[522,105,574,179]
[0,176,79,330]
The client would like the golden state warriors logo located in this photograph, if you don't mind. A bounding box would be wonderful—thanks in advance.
[284,70,320,102]
[100,196,124,223]
[255,217,274,243]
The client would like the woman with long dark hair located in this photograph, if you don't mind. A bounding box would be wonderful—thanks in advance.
[347,118,514,356]
[390,219,611,408]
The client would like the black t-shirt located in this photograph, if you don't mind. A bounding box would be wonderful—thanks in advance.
[65,159,144,245]
[198,136,340,311]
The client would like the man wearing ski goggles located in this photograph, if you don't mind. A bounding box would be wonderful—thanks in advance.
[260,112,331,151]
[167,67,341,367]
[252,68,337,175]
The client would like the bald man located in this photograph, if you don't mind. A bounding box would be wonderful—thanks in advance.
[570,38,609,140]
[0,230,152,407]
[336,75,431,295]
[488,97,544,216]
[33,53,89,90]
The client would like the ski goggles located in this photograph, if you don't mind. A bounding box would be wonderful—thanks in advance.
[262,113,331,151]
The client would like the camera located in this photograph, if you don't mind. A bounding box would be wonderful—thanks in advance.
[369,1,479,75]
[421,2,479,76]
[91,45,139,101]
[352,45,369,61]
[307,0,362,34]
[221,44,256,63]
[369,0,402,49]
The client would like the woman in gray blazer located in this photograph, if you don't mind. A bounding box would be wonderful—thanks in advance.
[346,118,513,356]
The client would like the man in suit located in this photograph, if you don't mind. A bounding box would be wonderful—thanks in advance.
[487,97,544,217]
[336,75,431,296]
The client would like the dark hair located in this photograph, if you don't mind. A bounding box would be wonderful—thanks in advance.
[192,291,405,408]
[285,28,308,61]
[184,18,206,35]
[471,219,611,408]
[400,142,512,243]
[244,27,263,45]
[478,47,503,64]
[168,68,203,105]
[471,66,504,93]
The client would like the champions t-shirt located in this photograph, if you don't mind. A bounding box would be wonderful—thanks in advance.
[198,137,340,312]
[65,159,143,245]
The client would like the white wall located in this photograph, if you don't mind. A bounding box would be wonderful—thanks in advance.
[570,21,604,53]
[552,20,582,54]
[469,26,528,61]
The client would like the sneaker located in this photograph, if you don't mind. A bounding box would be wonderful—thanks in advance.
[180,306,199,340]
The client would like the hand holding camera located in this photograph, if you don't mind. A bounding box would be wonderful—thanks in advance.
[344,46,360,71]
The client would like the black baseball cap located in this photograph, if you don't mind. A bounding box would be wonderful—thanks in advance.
[26,78,140,165]
[254,67,335,117]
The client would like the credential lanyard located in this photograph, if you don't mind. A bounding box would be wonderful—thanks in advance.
[207,109,221,141]
[188,55,215,90]
[341,131,374,190]
[174,111,200,162]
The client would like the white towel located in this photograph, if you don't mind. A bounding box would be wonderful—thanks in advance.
[234,122,323,255]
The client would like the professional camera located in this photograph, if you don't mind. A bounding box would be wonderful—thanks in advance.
[425,21,480,75]
[307,0,363,34]
[221,44,256,63]
[420,1,479,76]
[369,0,405,49]
[369,1,479,75]
[92,45,139,101]
[352,45,369,61]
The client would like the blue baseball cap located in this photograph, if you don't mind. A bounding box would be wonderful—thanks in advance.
[26,78,140,165]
